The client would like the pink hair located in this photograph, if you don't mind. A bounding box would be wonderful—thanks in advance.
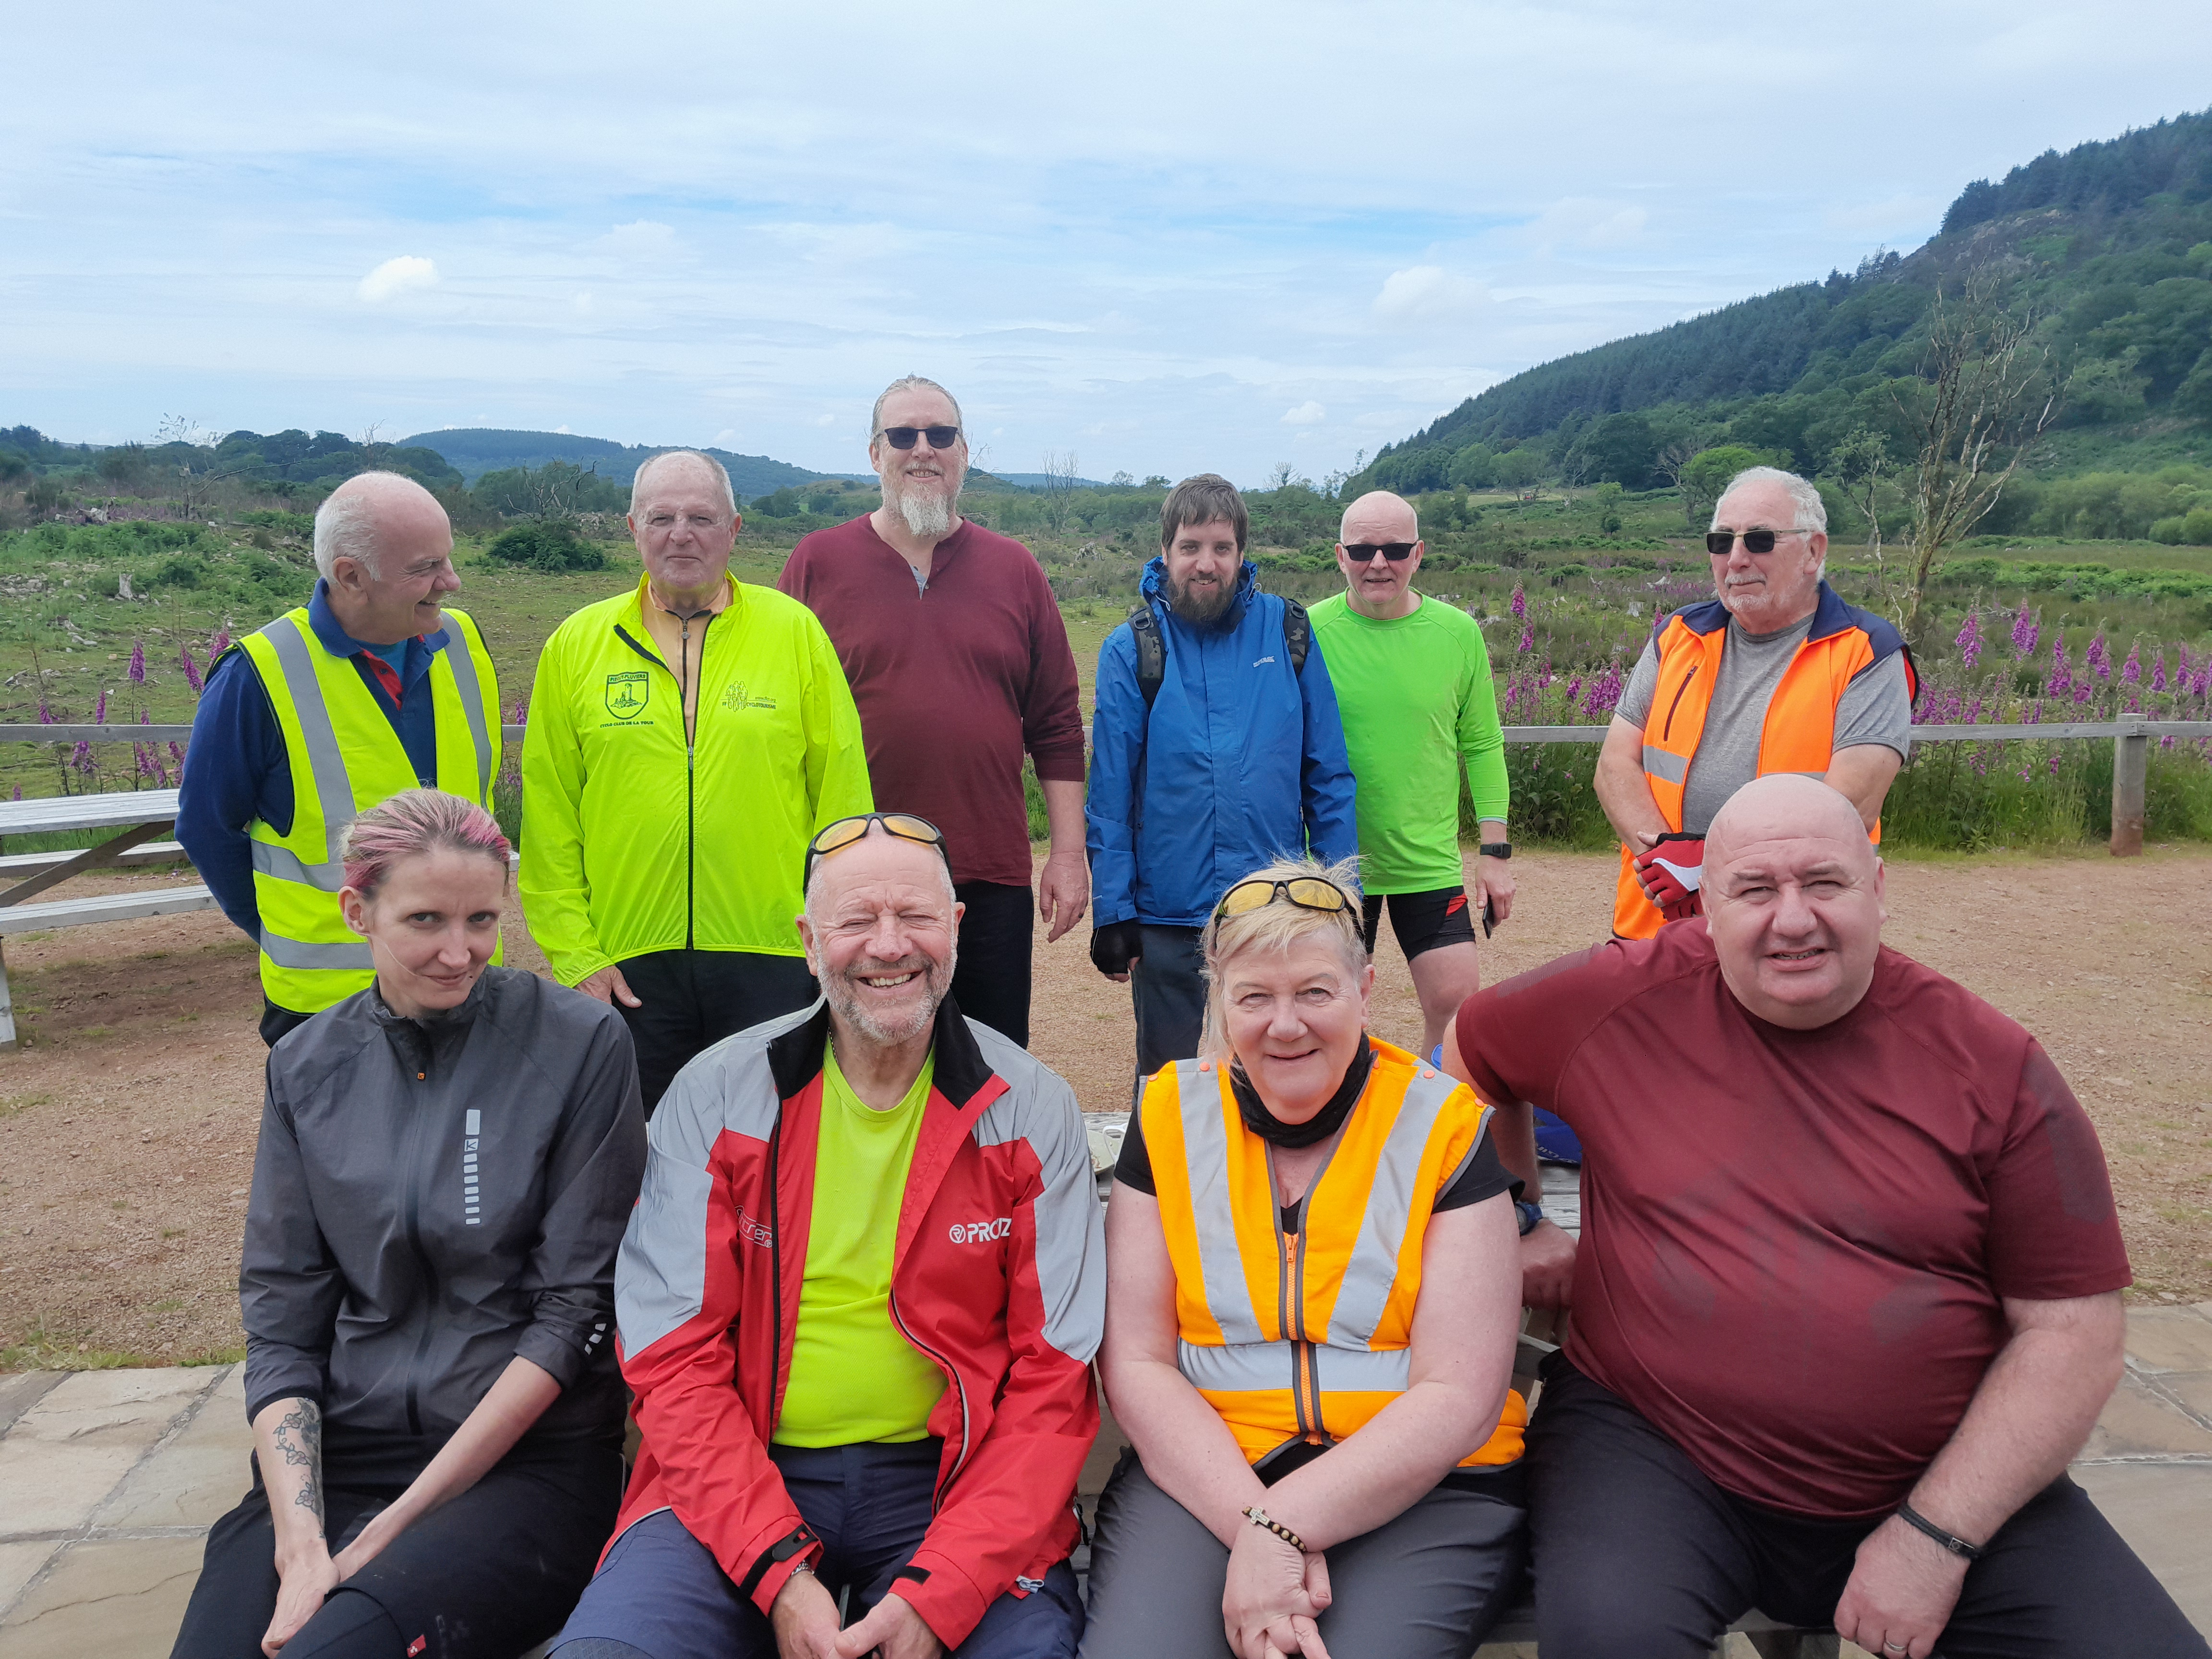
[339,788,512,900]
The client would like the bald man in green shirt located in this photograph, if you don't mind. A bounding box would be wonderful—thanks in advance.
[1310,490,1515,1056]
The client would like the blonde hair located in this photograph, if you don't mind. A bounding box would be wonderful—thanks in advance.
[1200,855,1365,1060]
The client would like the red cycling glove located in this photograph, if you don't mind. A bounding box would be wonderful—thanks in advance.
[1634,833,1706,922]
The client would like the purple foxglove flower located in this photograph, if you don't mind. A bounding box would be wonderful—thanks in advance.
[128,640,145,685]
[2010,601,2036,659]
[180,644,203,692]
[210,628,230,657]
[2085,632,2110,679]
[2151,652,2168,694]
[1510,586,1527,620]
[71,740,92,773]
[2120,643,2140,685]
[93,689,108,724]
[168,741,184,764]
[1956,606,1982,671]
[1518,625,1533,654]
[1565,674,1583,706]
[37,700,52,724]
[8,786,17,801]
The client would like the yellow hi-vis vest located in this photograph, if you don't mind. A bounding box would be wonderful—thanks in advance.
[238,606,502,1013]
[1140,1039,1526,1470]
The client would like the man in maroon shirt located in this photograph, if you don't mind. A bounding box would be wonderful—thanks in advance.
[1447,775,2203,1659]
[778,376,1087,1047]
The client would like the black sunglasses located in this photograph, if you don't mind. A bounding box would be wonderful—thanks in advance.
[804,812,950,883]
[1706,529,1809,556]
[878,426,962,451]
[1342,541,1418,562]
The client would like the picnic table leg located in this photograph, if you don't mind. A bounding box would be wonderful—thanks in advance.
[0,938,14,1049]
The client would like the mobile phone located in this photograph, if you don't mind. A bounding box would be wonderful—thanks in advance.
[1481,895,1497,939]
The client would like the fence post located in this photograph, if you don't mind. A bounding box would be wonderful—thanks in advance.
[2109,714,2148,857]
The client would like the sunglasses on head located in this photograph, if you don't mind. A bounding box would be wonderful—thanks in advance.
[1212,876,1355,927]
[804,812,950,883]
[1342,541,1418,562]
[878,426,962,451]
[1706,529,1809,557]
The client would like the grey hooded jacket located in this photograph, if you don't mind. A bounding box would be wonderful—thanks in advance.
[241,964,647,1450]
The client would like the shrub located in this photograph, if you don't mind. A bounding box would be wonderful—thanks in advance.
[485,520,608,572]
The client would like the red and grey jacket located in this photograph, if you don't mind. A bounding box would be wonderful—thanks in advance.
[607,995,1105,1648]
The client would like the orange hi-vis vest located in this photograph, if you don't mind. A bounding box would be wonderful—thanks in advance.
[1614,584,1916,940]
[1139,1038,1526,1470]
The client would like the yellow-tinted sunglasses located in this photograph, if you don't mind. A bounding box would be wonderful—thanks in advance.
[1211,876,1354,926]
[804,813,949,884]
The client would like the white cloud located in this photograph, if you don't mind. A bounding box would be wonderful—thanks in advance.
[1372,266,1491,330]
[357,255,438,303]
[1521,198,1650,253]
[554,423,572,433]
[1281,400,1325,425]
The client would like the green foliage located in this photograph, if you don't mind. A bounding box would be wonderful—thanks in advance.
[484,520,609,572]
[471,460,628,517]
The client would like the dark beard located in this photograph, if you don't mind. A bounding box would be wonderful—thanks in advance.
[1168,575,1234,625]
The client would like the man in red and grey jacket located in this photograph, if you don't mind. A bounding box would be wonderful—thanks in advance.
[551,814,1105,1659]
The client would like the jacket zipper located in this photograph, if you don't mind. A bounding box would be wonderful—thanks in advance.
[890,1285,971,1509]
[680,610,713,950]
[397,1041,440,1438]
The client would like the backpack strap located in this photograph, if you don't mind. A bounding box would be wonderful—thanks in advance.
[1129,601,1166,710]
[1281,596,1311,676]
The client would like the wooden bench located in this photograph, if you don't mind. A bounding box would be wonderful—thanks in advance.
[0,882,219,1046]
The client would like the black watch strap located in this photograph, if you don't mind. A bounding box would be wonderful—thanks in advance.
[1479,842,1513,859]
[1895,1502,1984,1561]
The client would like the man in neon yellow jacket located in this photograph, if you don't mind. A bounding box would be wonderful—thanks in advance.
[521,450,872,1111]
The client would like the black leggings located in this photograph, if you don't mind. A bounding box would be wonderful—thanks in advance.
[1526,1356,2209,1659]
[170,1437,624,1659]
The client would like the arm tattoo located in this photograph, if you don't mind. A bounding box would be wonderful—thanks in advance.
[273,1400,325,1527]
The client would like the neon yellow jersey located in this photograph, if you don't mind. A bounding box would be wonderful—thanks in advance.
[1308,591,1508,894]
[519,574,871,984]
[773,1044,947,1447]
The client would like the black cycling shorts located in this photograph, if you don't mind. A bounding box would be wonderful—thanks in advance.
[1360,886,1479,961]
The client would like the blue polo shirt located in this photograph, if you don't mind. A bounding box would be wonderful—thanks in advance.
[175,580,452,941]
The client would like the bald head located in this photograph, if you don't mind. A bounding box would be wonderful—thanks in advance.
[1335,490,1425,619]
[313,471,460,643]
[313,471,450,580]
[631,450,735,519]
[1703,775,1885,1030]
[1339,490,1417,543]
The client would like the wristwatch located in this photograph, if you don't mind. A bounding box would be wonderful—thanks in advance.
[1479,842,1514,859]
[1515,1200,1545,1236]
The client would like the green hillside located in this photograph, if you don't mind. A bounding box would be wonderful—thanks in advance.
[1357,107,2212,539]
[398,428,855,494]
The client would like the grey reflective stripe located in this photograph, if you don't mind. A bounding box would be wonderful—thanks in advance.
[1642,745,1689,784]
[1331,1067,1464,1343]
[257,929,373,970]
[1171,1061,1268,1346]
[263,615,358,863]
[251,839,346,893]
[440,620,495,804]
[1178,1338,1410,1396]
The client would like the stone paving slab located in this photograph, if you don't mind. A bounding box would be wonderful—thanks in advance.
[2072,1462,2212,1631]
[95,1364,249,1533]
[0,1536,206,1659]
[0,1368,218,1538]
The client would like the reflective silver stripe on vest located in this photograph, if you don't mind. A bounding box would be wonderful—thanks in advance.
[1641,745,1689,784]
[1330,1068,1467,1344]
[439,620,495,804]
[258,929,374,970]
[1170,1062,1268,1346]
[1179,1338,1412,1396]
[251,839,346,893]
[263,614,359,871]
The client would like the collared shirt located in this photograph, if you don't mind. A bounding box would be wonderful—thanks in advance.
[177,580,453,939]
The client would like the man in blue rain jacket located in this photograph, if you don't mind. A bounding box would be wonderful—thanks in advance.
[1086,473,1358,1092]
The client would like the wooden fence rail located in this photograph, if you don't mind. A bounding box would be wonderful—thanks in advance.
[4,719,2210,858]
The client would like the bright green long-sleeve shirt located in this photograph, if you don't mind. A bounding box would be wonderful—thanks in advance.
[520,574,872,984]
[1308,591,1509,894]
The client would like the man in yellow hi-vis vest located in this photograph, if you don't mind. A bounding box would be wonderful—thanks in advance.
[178,472,502,1046]
[520,450,871,1114]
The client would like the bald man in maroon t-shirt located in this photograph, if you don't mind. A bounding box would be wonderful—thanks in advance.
[1447,776,2204,1659]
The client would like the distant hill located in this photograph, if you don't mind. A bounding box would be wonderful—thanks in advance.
[1358,107,2212,494]
[402,428,867,496]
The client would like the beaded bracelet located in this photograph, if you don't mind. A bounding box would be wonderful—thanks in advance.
[1242,1505,1308,1553]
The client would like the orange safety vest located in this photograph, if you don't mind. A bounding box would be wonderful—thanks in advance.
[1139,1038,1526,1470]
[1614,583,1915,939]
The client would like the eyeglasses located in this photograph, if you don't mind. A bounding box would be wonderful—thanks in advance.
[1342,542,1418,563]
[1212,876,1355,926]
[878,426,962,451]
[1706,529,1811,557]
[804,813,950,883]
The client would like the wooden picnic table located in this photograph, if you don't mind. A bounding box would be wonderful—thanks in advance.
[0,788,183,911]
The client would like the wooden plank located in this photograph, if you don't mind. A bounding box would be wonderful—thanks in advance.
[0,820,175,908]
[0,884,217,937]
[0,724,533,743]
[0,843,188,877]
[0,789,181,837]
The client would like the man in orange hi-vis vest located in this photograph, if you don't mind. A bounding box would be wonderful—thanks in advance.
[1593,465,1916,941]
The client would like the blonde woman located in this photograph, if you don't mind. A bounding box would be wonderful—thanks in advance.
[1086,857,1527,1659]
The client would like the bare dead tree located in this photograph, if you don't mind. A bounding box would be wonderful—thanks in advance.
[1827,427,1895,612]
[1893,273,2059,648]
[1654,439,1700,525]
[1040,451,1080,534]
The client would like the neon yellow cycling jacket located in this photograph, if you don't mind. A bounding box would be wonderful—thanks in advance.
[519,574,872,985]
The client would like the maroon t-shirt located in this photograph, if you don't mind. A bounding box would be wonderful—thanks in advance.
[778,517,1085,887]
[1455,925,2130,1518]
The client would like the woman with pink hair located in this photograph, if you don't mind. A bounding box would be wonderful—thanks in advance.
[172,789,647,1659]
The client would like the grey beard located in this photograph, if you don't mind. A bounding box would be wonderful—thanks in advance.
[896,486,956,541]
[824,950,956,1047]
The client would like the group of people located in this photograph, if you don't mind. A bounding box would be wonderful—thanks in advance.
[160,380,2205,1659]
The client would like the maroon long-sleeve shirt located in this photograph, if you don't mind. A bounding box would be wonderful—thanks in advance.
[778,515,1085,887]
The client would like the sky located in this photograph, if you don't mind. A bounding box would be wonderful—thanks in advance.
[5,1,2210,486]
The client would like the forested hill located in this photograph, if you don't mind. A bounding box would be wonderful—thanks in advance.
[1358,107,2212,494]
[400,428,856,493]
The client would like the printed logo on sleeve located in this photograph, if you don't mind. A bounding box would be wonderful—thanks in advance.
[462,1107,483,1226]
[949,1217,1013,1244]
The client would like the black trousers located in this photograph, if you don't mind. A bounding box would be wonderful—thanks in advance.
[171,1437,624,1659]
[261,998,315,1048]
[1129,924,1206,1096]
[1526,1356,2209,1659]
[950,879,1034,1048]
[614,949,818,1116]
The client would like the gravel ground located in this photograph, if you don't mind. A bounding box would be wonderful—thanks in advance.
[2,845,2206,1366]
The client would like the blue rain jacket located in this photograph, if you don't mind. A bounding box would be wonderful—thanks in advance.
[1087,557,1358,928]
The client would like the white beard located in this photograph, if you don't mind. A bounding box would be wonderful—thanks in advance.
[896,484,956,540]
